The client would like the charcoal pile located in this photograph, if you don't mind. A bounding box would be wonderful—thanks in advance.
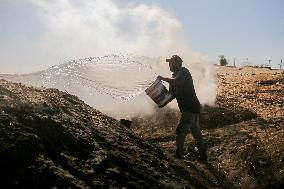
[0,79,196,189]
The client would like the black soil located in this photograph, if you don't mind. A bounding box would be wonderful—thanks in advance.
[0,79,189,188]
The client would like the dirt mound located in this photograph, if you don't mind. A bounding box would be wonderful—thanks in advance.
[0,79,196,188]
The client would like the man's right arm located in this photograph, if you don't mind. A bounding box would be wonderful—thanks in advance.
[157,69,186,87]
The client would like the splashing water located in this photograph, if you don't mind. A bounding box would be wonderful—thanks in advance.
[3,54,216,118]
[8,54,159,101]
[0,54,216,118]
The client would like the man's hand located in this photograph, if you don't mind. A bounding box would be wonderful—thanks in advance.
[158,75,171,83]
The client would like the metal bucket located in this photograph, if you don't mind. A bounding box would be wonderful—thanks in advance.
[145,78,172,107]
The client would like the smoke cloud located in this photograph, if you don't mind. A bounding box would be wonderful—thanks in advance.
[4,0,216,118]
[27,0,184,58]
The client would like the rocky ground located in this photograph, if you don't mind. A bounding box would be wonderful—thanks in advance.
[0,66,284,188]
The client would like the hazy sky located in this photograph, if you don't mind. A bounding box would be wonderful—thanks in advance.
[1,0,283,73]
[135,0,284,63]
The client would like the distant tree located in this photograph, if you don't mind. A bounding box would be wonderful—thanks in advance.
[219,55,228,66]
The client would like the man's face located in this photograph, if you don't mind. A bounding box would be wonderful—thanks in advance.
[169,61,179,72]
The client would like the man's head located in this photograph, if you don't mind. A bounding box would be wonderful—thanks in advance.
[166,55,183,72]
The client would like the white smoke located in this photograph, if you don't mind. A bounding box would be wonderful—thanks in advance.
[28,0,183,58]
[7,0,217,118]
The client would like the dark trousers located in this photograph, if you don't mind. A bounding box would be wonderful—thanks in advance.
[176,112,207,158]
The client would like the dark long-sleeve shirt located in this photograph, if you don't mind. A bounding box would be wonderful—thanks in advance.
[169,67,200,113]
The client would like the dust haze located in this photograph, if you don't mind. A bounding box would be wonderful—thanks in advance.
[3,0,216,118]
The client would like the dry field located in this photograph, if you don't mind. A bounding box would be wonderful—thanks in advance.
[132,66,284,188]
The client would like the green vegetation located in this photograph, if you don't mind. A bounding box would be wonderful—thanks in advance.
[219,55,228,66]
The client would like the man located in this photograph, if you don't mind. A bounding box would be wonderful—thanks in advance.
[157,55,207,161]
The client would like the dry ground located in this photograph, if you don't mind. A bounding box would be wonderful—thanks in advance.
[132,66,284,188]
